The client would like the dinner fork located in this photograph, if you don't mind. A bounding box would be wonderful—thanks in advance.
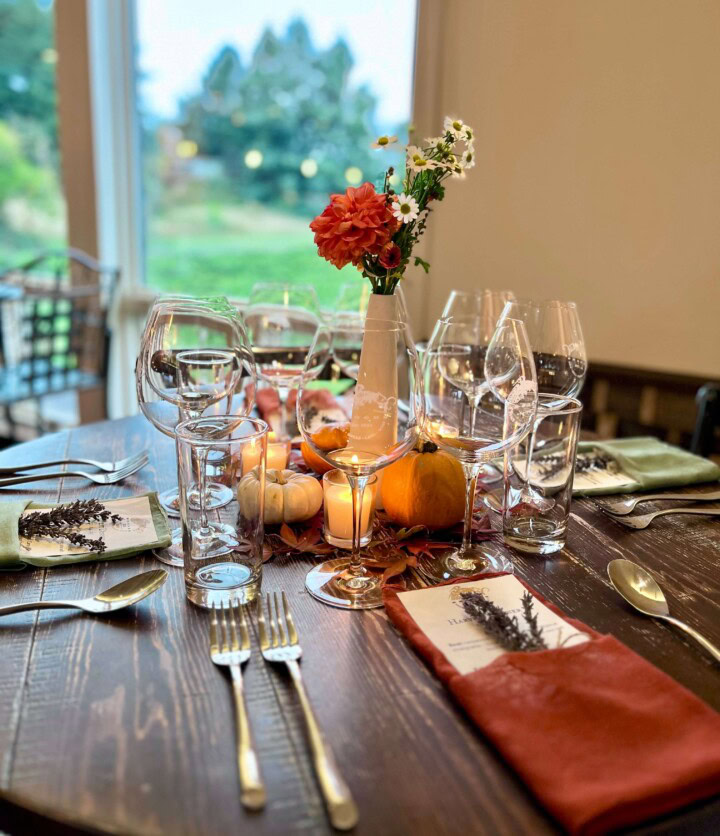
[598,489,720,516]
[609,507,720,530]
[0,450,149,475]
[0,457,148,488]
[208,601,266,811]
[258,592,358,831]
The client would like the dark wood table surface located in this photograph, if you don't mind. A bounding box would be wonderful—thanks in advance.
[0,416,719,836]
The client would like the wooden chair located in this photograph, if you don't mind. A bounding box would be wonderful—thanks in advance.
[0,249,119,443]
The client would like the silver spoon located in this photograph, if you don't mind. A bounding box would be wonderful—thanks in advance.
[0,569,168,618]
[607,559,720,663]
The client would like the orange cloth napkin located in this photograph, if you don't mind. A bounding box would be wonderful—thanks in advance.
[383,576,720,835]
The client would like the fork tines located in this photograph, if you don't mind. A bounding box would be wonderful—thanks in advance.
[210,599,250,657]
[258,591,298,649]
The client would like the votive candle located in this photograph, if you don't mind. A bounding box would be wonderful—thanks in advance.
[323,469,377,549]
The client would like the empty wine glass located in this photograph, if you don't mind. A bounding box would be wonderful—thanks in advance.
[244,283,321,437]
[442,288,515,319]
[136,296,255,565]
[297,316,423,610]
[496,300,586,511]
[423,314,537,578]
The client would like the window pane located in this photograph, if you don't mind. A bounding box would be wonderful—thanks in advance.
[135,0,417,306]
[0,0,66,266]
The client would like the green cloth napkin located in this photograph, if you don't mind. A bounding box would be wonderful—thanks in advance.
[574,437,720,496]
[0,492,172,570]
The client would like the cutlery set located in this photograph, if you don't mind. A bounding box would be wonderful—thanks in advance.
[210,592,358,829]
[597,490,720,529]
[0,450,148,488]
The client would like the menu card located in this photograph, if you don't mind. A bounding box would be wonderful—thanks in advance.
[397,576,589,674]
[19,496,164,558]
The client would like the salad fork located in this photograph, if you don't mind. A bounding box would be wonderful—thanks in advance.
[598,489,720,516]
[258,592,358,831]
[609,507,720,530]
[0,450,149,475]
[208,601,266,811]
[0,457,148,488]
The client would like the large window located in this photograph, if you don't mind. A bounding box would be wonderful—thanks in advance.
[0,0,66,268]
[135,0,417,306]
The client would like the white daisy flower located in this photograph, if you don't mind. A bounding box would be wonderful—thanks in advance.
[406,145,438,172]
[459,145,476,169]
[392,193,420,224]
[443,116,468,139]
[462,126,475,143]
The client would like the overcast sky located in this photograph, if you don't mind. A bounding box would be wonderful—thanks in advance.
[136,0,417,129]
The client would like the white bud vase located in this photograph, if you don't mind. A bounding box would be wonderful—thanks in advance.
[348,292,399,507]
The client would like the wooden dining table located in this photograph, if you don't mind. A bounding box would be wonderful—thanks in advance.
[0,415,719,835]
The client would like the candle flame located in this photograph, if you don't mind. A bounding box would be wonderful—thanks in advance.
[351,454,359,464]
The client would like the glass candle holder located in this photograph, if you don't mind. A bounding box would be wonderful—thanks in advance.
[241,431,290,474]
[323,469,377,550]
[176,416,268,608]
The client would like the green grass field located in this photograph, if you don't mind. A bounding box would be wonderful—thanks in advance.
[146,201,357,306]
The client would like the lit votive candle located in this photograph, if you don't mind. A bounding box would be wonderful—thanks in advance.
[323,468,378,550]
[242,432,289,474]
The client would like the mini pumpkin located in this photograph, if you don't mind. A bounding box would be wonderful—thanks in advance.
[382,441,465,530]
[300,422,351,475]
[238,467,323,525]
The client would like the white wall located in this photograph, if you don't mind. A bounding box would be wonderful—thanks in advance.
[408,0,720,379]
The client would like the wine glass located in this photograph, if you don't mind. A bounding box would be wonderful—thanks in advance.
[136,296,255,565]
[442,289,515,319]
[496,300,586,510]
[297,316,423,610]
[423,314,537,578]
[244,283,321,437]
[335,281,371,316]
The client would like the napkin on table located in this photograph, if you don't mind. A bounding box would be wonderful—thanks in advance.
[384,575,720,835]
[0,492,171,570]
[573,436,720,496]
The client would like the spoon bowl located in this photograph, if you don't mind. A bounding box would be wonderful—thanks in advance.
[607,559,669,617]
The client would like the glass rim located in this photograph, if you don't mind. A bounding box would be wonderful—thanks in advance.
[504,298,579,311]
[536,393,583,415]
[175,415,269,446]
[322,469,378,486]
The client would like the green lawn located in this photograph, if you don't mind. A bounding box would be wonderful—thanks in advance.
[146,202,357,307]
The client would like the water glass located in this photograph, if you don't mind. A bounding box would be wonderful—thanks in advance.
[176,416,268,608]
[502,395,583,555]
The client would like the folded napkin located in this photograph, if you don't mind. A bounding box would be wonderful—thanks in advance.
[384,576,720,835]
[0,493,171,570]
[574,436,720,496]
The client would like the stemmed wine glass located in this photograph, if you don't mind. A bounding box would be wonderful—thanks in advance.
[297,316,423,610]
[442,289,515,319]
[244,283,321,437]
[423,314,537,578]
[495,300,586,510]
[136,296,256,565]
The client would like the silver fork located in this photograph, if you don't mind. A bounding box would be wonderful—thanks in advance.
[0,450,149,475]
[258,592,358,831]
[609,507,720,530]
[598,489,720,516]
[0,457,148,488]
[209,601,266,811]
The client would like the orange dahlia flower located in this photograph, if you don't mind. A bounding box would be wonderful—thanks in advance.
[310,182,399,269]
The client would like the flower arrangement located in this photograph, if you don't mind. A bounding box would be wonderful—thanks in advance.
[310,117,475,295]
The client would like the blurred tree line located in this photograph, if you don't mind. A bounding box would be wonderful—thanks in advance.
[173,19,403,215]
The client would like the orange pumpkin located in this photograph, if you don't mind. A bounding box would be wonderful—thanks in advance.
[382,441,465,530]
[301,422,351,475]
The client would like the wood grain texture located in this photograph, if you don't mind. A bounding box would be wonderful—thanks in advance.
[0,416,718,835]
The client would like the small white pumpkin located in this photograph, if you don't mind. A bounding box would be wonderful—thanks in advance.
[237,467,323,525]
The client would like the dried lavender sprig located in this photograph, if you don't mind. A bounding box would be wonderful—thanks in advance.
[521,591,548,650]
[19,499,120,554]
[461,590,548,653]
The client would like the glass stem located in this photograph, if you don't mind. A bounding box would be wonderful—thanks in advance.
[185,407,212,538]
[466,393,481,437]
[521,414,543,496]
[275,385,289,437]
[347,474,368,577]
[460,463,481,554]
